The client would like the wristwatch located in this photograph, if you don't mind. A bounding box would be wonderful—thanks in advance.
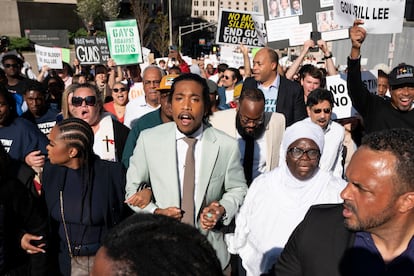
[323,52,333,60]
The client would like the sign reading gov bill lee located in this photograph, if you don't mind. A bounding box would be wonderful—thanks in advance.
[105,19,143,65]
[216,9,266,47]
[333,0,406,33]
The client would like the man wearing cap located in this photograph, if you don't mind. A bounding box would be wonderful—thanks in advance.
[123,65,163,128]
[347,19,414,133]
[122,74,177,168]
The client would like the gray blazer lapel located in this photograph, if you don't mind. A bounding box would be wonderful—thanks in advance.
[152,123,181,207]
[195,127,219,216]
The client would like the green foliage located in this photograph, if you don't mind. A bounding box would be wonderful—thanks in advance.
[76,0,120,28]
[9,37,31,51]
[76,0,103,24]
[102,0,120,20]
[152,12,170,57]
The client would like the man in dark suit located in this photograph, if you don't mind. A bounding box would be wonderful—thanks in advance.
[274,128,414,276]
[242,47,306,126]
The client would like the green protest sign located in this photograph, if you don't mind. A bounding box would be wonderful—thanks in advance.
[105,19,143,65]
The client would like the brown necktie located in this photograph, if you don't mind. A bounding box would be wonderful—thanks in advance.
[182,137,197,225]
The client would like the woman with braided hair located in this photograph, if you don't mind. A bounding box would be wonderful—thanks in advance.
[42,117,128,275]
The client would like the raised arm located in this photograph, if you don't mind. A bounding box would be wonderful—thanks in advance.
[240,44,252,78]
[318,39,337,76]
[285,39,315,80]
[349,19,366,59]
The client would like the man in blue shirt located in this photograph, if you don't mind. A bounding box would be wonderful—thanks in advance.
[275,128,414,276]
[21,81,58,136]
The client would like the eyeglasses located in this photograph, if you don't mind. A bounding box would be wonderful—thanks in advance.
[112,87,127,93]
[288,147,320,160]
[3,63,18,68]
[312,108,331,114]
[239,113,264,125]
[144,80,161,86]
[71,96,96,107]
[223,75,232,80]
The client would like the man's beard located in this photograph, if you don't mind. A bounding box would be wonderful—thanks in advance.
[236,114,266,139]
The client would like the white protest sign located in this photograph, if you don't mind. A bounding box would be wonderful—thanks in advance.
[266,16,300,42]
[289,23,313,46]
[333,0,406,34]
[34,44,63,69]
[218,45,253,68]
[326,71,377,119]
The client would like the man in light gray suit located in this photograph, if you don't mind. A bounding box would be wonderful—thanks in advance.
[125,73,248,270]
[210,88,285,185]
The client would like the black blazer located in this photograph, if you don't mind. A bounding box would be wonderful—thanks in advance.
[242,76,306,127]
[113,119,130,162]
[274,204,355,276]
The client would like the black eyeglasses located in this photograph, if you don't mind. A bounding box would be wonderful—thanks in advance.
[312,108,331,114]
[239,113,264,125]
[112,87,127,93]
[223,75,232,80]
[288,147,320,160]
[3,63,19,68]
[71,96,96,107]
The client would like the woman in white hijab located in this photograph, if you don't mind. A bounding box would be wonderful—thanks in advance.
[226,120,346,276]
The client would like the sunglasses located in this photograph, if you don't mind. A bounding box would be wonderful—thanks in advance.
[3,63,19,68]
[112,87,127,93]
[72,96,96,107]
[312,108,331,114]
[223,75,232,80]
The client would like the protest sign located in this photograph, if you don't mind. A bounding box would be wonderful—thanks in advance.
[326,71,377,119]
[333,0,406,34]
[216,9,266,47]
[219,45,253,68]
[105,19,143,65]
[74,37,110,65]
[34,44,63,69]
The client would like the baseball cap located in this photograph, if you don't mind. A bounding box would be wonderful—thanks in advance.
[388,64,414,86]
[1,53,23,65]
[156,74,178,92]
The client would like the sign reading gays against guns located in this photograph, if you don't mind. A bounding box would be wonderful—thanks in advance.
[105,19,143,65]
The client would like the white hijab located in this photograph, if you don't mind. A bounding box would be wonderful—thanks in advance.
[226,120,345,276]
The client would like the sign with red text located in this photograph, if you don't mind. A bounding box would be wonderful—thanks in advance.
[333,0,406,34]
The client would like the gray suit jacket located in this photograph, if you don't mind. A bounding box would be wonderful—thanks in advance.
[209,110,286,170]
[125,122,248,268]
